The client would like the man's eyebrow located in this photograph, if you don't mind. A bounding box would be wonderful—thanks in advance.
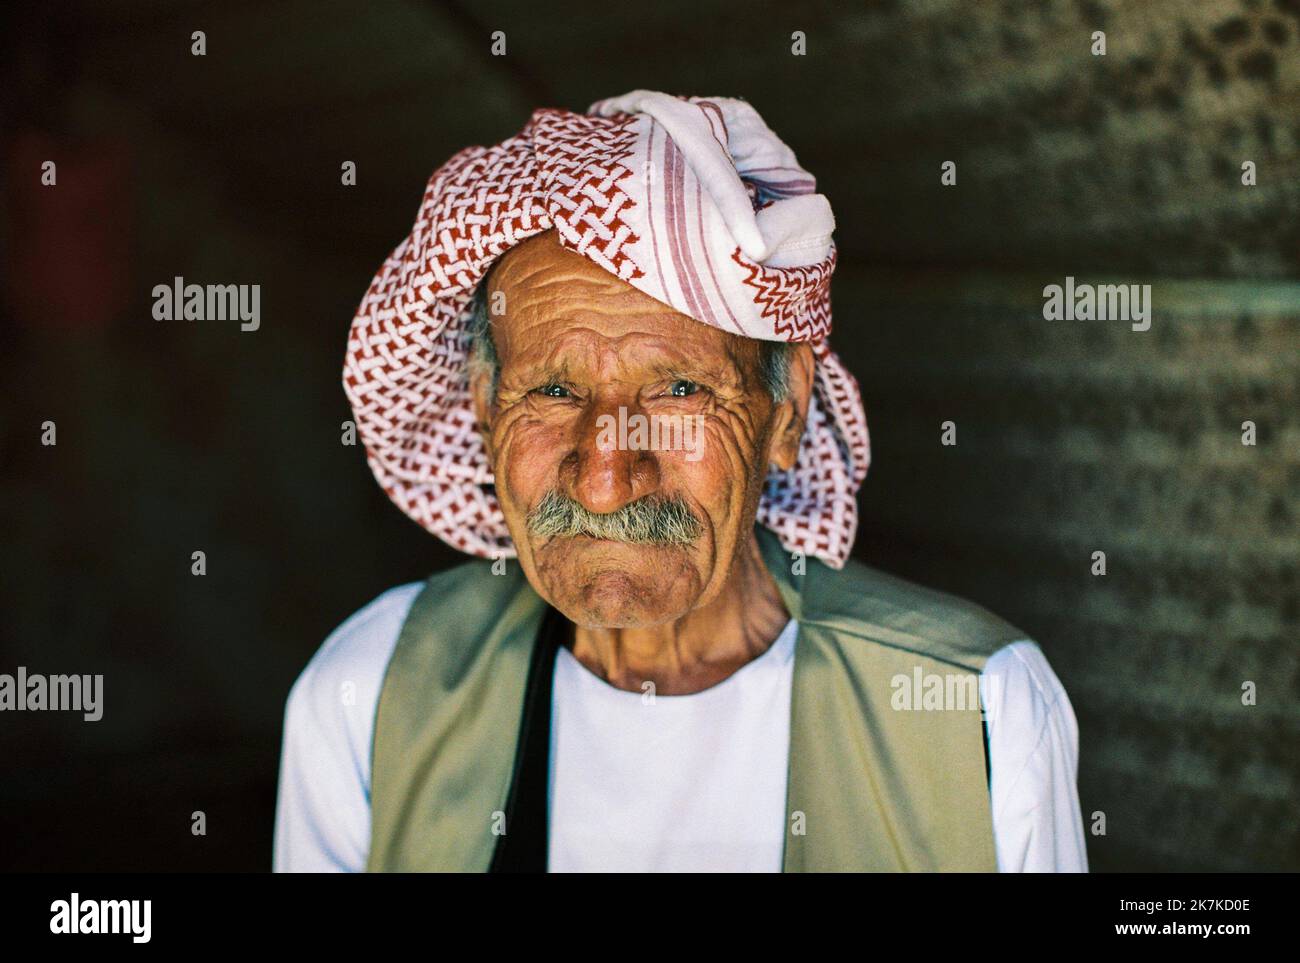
[502,354,740,386]
[647,359,739,384]
[503,357,571,385]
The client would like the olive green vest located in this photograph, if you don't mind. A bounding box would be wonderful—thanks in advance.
[367,527,1023,871]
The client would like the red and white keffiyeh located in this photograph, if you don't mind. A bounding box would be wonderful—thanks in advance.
[343,90,870,568]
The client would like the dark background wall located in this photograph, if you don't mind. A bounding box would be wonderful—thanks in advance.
[1,0,1296,871]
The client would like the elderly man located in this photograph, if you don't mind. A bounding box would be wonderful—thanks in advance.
[274,91,1086,872]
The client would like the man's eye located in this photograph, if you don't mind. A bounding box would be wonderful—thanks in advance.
[669,380,699,397]
[536,384,571,398]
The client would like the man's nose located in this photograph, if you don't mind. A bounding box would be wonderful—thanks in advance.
[559,400,661,515]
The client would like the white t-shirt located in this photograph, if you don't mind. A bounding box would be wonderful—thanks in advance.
[274,583,1088,872]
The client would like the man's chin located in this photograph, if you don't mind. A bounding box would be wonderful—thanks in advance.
[533,538,699,627]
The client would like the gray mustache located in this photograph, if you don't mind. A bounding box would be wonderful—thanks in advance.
[526,490,702,545]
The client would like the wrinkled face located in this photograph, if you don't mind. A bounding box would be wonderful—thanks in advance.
[472,231,809,628]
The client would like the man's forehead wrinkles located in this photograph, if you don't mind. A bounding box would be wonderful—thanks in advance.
[491,236,763,392]
[506,326,713,364]
[496,313,707,350]
[504,286,691,329]
[492,244,690,319]
[507,349,742,393]
[493,245,632,296]
[509,268,628,293]
[508,304,688,331]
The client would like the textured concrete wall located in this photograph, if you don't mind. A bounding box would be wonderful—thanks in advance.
[817,0,1300,277]
[836,271,1298,870]
[819,0,1299,871]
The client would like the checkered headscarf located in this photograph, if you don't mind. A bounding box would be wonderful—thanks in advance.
[343,90,869,568]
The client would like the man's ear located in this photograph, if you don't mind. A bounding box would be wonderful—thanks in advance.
[769,343,815,472]
[470,363,495,463]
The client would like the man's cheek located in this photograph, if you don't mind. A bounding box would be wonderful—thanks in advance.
[701,422,771,527]
[498,425,560,507]
[682,413,707,462]
[661,450,729,523]
[695,419,761,487]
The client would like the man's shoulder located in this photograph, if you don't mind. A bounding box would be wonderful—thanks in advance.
[286,581,424,719]
[804,554,1028,669]
[292,555,512,689]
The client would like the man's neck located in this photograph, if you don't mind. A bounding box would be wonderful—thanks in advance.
[568,533,791,696]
